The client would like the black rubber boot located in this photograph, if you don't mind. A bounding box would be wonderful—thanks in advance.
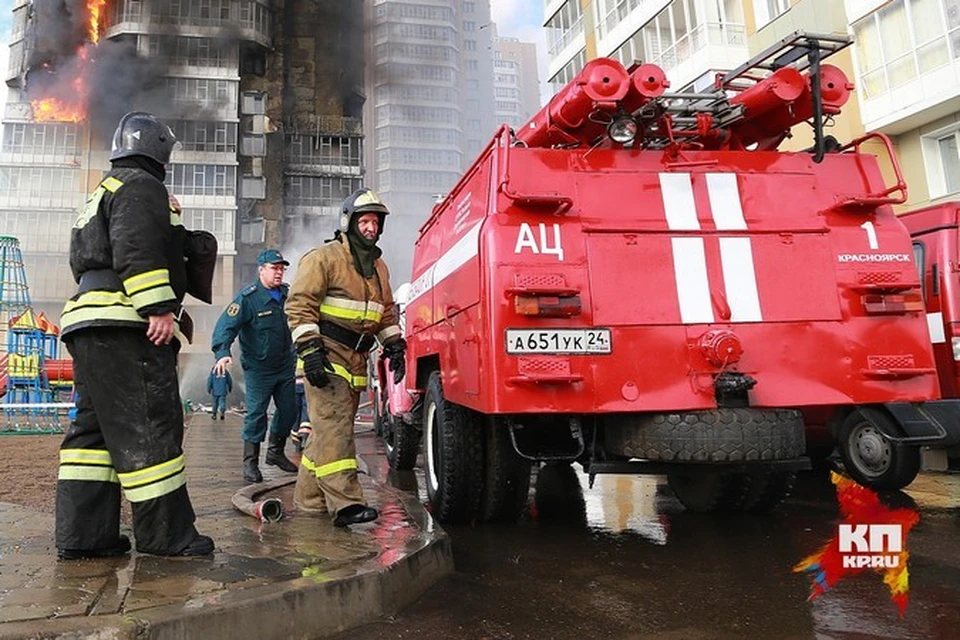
[243,441,262,483]
[264,432,298,473]
[174,534,215,557]
[333,504,379,527]
[58,534,131,560]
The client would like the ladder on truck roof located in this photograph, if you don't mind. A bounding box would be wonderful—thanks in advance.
[640,31,852,161]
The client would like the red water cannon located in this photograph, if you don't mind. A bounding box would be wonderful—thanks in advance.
[515,58,631,149]
[729,63,854,149]
[622,63,670,113]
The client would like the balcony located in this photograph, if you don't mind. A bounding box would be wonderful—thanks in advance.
[649,22,747,90]
[598,0,652,39]
[548,16,584,58]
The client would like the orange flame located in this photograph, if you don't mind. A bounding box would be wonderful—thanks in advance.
[88,0,107,44]
[30,0,106,122]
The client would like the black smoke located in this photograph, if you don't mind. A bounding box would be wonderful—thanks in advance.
[24,0,239,141]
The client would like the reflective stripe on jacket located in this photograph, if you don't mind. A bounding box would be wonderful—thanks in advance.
[286,235,400,389]
[61,167,188,342]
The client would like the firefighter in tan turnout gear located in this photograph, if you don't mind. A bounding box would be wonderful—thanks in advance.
[286,188,406,527]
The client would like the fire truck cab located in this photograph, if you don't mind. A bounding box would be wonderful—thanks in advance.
[376,33,960,521]
[898,202,960,470]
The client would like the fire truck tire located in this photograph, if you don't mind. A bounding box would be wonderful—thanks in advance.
[423,371,484,524]
[605,408,805,462]
[481,418,532,523]
[383,411,420,471]
[836,408,920,491]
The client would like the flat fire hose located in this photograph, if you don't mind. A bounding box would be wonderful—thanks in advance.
[231,476,297,523]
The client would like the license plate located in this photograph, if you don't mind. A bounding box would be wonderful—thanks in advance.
[506,328,612,354]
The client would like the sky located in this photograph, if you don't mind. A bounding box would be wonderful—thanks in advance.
[489,0,551,107]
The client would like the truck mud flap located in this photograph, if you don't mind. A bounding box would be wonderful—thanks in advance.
[881,400,960,447]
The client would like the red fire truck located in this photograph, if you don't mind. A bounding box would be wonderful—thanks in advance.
[897,202,960,471]
[375,32,960,520]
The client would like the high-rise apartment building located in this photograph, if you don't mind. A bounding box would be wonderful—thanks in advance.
[461,0,497,158]
[493,37,542,130]
[544,0,748,93]
[365,0,495,283]
[0,0,364,359]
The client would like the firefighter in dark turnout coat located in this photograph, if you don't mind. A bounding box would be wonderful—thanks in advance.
[56,112,214,559]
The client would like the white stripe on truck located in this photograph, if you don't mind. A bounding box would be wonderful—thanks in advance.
[927,311,945,344]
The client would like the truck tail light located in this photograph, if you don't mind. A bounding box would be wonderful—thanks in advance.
[861,291,925,315]
[514,294,582,317]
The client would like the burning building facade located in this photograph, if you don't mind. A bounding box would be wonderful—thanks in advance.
[0,0,365,359]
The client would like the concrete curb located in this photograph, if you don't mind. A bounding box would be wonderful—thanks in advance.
[0,461,453,640]
[1,539,451,640]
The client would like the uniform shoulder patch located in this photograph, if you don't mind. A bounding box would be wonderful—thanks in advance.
[226,302,241,317]
[240,284,258,297]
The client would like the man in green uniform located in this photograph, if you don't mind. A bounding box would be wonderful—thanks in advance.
[211,250,298,482]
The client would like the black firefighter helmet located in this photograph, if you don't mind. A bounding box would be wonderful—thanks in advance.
[109,111,179,165]
[340,187,389,239]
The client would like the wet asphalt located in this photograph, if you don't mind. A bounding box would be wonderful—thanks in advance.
[340,459,960,640]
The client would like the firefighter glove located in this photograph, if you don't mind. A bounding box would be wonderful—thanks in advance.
[298,338,335,389]
[382,337,406,384]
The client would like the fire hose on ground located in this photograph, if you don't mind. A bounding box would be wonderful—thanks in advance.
[231,476,297,522]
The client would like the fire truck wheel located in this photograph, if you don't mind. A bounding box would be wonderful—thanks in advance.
[382,411,420,471]
[605,408,805,462]
[423,371,484,524]
[837,408,920,491]
[666,471,740,513]
[481,418,531,523]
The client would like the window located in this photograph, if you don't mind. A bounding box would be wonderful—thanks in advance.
[853,0,956,100]
[548,0,584,54]
[922,125,960,197]
[549,49,586,93]
[182,208,236,245]
[912,241,926,301]
[465,39,477,51]
[284,176,362,207]
[464,21,476,32]
[242,92,266,115]
[1,124,80,156]
[0,210,74,254]
[241,134,266,156]
[753,0,791,29]
[286,135,362,168]
[240,218,264,244]
[166,164,237,196]
[938,131,960,193]
[169,121,237,153]
[465,59,478,71]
